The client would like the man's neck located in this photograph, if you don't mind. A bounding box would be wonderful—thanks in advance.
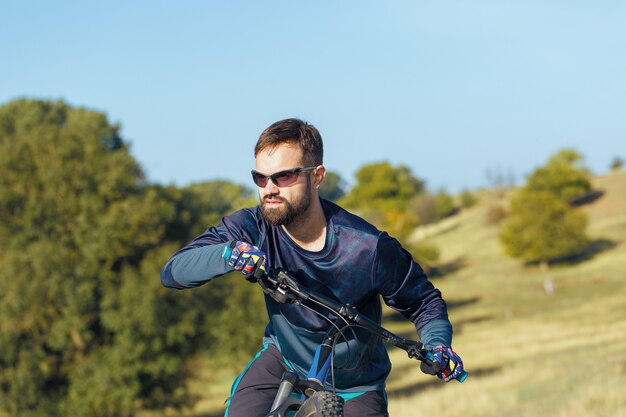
[282,198,327,252]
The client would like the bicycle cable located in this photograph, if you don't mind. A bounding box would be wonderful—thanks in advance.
[297,298,362,395]
[305,295,362,369]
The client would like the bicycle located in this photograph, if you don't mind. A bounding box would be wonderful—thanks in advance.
[241,265,468,417]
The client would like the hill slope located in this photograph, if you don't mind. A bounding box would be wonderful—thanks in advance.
[386,169,626,417]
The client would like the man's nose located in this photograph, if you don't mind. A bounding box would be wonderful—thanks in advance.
[265,178,280,193]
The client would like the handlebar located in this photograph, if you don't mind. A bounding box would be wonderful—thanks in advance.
[249,265,468,383]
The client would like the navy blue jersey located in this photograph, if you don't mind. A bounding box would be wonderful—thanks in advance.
[161,199,452,392]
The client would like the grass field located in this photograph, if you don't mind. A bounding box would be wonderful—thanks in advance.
[177,170,626,417]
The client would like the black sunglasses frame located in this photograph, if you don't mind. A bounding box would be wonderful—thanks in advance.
[251,166,317,188]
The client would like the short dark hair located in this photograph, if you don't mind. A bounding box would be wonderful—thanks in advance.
[255,118,323,166]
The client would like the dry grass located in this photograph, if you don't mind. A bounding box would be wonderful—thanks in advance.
[176,170,626,417]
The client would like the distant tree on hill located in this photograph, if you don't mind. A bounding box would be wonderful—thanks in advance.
[459,189,478,208]
[434,190,456,219]
[499,189,588,265]
[610,156,623,171]
[340,162,423,212]
[525,148,592,203]
[319,170,346,201]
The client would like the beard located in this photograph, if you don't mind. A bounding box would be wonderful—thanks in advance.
[261,188,312,226]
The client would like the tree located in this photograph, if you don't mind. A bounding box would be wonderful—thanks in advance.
[610,156,623,171]
[340,162,424,212]
[459,189,478,208]
[182,180,257,236]
[0,99,261,416]
[318,170,346,201]
[434,191,456,219]
[499,189,588,265]
[525,148,592,203]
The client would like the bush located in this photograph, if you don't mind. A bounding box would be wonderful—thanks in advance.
[485,205,507,226]
[459,189,478,208]
[434,191,457,219]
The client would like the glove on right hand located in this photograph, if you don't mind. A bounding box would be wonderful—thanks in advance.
[432,346,465,382]
[225,241,267,277]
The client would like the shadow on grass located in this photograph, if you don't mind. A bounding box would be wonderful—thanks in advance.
[387,365,501,398]
[563,238,618,264]
[525,238,619,268]
[447,296,481,310]
[453,314,494,336]
[429,257,467,278]
[570,190,604,206]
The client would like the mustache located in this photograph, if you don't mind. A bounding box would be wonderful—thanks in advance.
[263,195,287,204]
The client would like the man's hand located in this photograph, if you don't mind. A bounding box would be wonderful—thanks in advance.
[225,241,268,277]
[432,346,465,382]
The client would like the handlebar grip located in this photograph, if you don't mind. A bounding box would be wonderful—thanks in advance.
[420,351,469,383]
[420,359,441,375]
[252,263,266,282]
[457,370,469,383]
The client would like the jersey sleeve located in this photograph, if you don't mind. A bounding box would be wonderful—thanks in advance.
[372,233,453,348]
[160,207,263,289]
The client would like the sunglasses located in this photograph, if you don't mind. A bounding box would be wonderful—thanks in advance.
[251,166,316,188]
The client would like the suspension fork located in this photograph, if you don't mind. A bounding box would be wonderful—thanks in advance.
[302,319,345,398]
[267,322,344,416]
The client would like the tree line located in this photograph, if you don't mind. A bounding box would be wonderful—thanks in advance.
[0,98,610,416]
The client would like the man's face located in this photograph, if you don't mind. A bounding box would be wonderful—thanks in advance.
[254,143,313,226]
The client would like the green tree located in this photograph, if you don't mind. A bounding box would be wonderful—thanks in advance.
[0,99,261,416]
[499,189,588,265]
[434,191,456,219]
[319,170,346,201]
[340,162,423,212]
[183,180,256,236]
[525,148,592,203]
[459,189,478,208]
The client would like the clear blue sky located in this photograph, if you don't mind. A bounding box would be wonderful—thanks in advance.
[2,1,624,192]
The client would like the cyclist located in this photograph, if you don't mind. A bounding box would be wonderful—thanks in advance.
[161,118,465,417]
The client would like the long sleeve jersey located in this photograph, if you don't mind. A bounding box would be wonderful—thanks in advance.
[161,199,452,393]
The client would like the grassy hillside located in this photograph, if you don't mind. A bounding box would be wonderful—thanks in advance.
[386,169,626,417]
[175,170,626,417]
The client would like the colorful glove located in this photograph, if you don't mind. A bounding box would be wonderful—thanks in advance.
[225,241,267,277]
[432,346,465,382]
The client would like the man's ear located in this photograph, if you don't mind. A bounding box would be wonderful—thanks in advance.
[312,165,326,190]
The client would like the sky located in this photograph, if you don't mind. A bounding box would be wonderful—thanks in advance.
[1,1,624,193]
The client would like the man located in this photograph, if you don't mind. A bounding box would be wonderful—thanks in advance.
[161,118,464,417]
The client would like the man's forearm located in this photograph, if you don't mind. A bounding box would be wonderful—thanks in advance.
[418,318,453,349]
[161,242,232,289]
